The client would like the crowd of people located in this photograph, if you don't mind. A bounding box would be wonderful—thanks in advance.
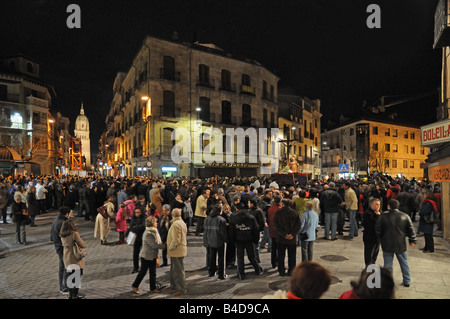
[0,172,443,299]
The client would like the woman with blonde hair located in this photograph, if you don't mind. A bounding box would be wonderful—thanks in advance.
[94,196,115,245]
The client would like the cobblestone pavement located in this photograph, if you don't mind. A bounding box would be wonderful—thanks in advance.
[1,211,450,300]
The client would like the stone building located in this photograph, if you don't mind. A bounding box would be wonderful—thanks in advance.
[0,54,56,176]
[321,117,429,180]
[278,90,322,179]
[102,35,279,178]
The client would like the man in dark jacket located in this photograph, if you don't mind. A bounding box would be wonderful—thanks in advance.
[204,204,228,280]
[320,182,343,240]
[274,199,301,276]
[395,184,417,220]
[230,202,263,280]
[50,206,70,294]
[362,198,381,266]
[375,199,416,287]
[248,196,265,263]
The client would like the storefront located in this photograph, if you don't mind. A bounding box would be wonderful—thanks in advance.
[421,119,450,240]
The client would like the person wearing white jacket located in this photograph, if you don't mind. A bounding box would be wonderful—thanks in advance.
[35,180,47,215]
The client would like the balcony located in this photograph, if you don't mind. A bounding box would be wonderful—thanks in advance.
[159,68,181,82]
[26,95,49,108]
[219,82,236,93]
[240,85,255,96]
[196,77,215,89]
[434,0,450,48]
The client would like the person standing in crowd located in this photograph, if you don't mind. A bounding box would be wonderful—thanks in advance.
[418,190,439,253]
[78,183,90,220]
[194,189,210,236]
[203,204,228,280]
[151,188,165,216]
[339,266,395,299]
[129,208,147,273]
[248,196,265,263]
[229,202,263,280]
[0,182,9,224]
[35,179,47,215]
[166,208,188,296]
[131,216,166,294]
[299,201,319,262]
[26,186,39,227]
[11,194,28,245]
[158,204,172,267]
[117,184,128,206]
[263,261,331,299]
[362,198,382,266]
[376,199,416,287]
[50,206,71,294]
[115,203,128,245]
[60,219,86,299]
[220,204,236,269]
[320,182,343,240]
[274,199,301,276]
[267,195,282,269]
[342,181,359,239]
[93,196,115,245]
[182,195,194,231]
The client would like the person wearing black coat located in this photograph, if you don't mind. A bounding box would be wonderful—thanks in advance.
[362,198,381,266]
[11,195,28,245]
[229,202,263,280]
[26,186,40,227]
[50,207,70,293]
[129,208,147,273]
[273,200,301,276]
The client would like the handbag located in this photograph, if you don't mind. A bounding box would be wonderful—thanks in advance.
[97,205,108,218]
[73,234,87,260]
[127,232,137,245]
[423,209,440,224]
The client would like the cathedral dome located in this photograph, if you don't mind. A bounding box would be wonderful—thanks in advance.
[75,103,89,131]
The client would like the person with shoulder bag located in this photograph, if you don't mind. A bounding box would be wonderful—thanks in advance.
[93,196,115,245]
[418,190,439,253]
[11,194,29,245]
[60,219,86,299]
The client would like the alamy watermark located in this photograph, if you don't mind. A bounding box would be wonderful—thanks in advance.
[171,120,280,174]
[366,264,381,288]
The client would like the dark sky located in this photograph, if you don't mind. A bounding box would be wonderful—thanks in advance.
[0,0,442,158]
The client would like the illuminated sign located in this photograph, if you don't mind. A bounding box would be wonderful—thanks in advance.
[421,119,450,146]
[161,166,177,172]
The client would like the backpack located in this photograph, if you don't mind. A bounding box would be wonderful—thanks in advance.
[423,208,440,224]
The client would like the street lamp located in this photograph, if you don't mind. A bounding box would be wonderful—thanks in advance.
[195,107,201,120]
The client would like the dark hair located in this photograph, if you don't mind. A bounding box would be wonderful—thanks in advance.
[290,261,331,299]
[273,195,281,204]
[387,199,399,210]
[351,266,395,299]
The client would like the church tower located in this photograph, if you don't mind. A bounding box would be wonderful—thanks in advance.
[74,103,91,167]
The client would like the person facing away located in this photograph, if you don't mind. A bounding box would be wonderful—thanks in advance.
[203,204,228,280]
[339,266,395,299]
[166,208,188,296]
[375,199,416,287]
[263,261,331,299]
[299,200,319,262]
[229,201,263,280]
[274,199,301,276]
[60,219,86,299]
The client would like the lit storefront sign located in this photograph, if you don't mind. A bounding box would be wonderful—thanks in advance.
[421,119,450,146]
[161,166,177,172]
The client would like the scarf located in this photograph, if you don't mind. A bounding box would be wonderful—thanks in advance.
[423,199,438,212]
[146,227,162,244]
[287,291,302,299]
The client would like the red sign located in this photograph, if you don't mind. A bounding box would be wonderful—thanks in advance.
[421,119,450,146]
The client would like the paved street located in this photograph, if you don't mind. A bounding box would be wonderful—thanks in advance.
[0,210,449,300]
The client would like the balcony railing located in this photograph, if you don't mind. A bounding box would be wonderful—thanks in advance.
[159,68,181,82]
[196,77,215,89]
[240,85,255,96]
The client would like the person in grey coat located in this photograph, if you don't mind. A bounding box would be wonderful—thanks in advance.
[132,216,166,294]
[203,204,228,280]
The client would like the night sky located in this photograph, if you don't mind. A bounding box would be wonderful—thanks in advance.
[0,0,442,158]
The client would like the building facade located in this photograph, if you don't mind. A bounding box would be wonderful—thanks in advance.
[101,35,279,178]
[0,54,56,176]
[321,117,429,180]
[277,92,322,179]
